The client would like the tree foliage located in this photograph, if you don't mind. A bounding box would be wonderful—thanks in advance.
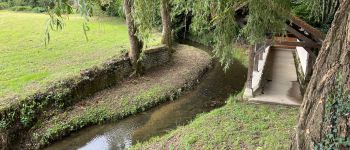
[292,0,338,32]
[44,0,336,69]
[133,0,159,47]
[184,0,290,69]
[44,0,93,45]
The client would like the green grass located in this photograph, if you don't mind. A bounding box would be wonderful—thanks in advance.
[131,94,299,150]
[0,10,159,108]
[34,85,169,146]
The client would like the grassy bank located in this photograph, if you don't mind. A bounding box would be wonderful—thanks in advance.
[0,10,160,108]
[131,94,299,150]
[19,45,212,149]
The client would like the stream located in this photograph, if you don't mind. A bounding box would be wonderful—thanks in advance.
[44,43,247,150]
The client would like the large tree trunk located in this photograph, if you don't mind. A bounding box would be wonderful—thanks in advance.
[291,0,350,149]
[124,0,143,72]
[160,0,172,48]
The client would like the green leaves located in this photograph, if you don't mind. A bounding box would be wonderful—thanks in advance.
[244,0,290,43]
[187,0,291,69]
[45,0,93,46]
[133,0,159,48]
[316,76,350,149]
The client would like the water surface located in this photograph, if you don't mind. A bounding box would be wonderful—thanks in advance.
[45,45,247,150]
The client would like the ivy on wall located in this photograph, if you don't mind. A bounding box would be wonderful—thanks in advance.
[315,77,350,150]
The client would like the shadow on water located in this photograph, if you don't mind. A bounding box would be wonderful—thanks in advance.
[45,42,247,150]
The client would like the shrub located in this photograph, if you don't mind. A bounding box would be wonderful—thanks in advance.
[8,0,26,7]
[10,5,32,11]
[32,6,46,13]
[0,2,9,10]
[101,0,124,17]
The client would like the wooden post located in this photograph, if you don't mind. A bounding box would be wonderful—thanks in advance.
[254,45,259,72]
[259,52,264,60]
[246,45,255,89]
[244,44,256,99]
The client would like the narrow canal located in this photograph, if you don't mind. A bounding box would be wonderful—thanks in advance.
[44,43,247,150]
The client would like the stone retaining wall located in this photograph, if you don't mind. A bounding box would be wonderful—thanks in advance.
[142,45,171,70]
[0,45,170,149]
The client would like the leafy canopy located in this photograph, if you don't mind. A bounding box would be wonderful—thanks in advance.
[45,0,336,69]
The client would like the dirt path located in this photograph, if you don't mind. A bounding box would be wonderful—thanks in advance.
[24,44,212,149]
[250,48,302,106]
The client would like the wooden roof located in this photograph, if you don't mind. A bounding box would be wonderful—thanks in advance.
[290,16,325,42]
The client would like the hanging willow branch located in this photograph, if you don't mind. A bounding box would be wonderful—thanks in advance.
[133,0,159,48]
[301,0,339,24]
[45,0,93,46]
[189,0,291,70]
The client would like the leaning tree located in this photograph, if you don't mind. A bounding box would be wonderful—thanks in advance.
[123,0,143,72]
[292,0,350,149]
[185,0,349,149]
[160,0,172,47]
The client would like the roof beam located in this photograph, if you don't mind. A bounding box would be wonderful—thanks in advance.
[274,41,316,59]
[290,16,325,41]
[267,40,317,59]
[286,25,321,48]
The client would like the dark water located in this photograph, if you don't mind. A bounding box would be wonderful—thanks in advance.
[44,44,247,150]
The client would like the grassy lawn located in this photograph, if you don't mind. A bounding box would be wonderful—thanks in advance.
[0,10,159,109]
[131,94,299,150]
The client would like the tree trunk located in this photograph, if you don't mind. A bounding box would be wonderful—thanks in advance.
[291,0,350,149]
[160,0,172,49]
[123,0,143,72]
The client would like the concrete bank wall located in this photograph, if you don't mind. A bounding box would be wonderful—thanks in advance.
[252,46,271,92]
[296,46,309,77]
[244,46,271,98]
[294,46,310,94]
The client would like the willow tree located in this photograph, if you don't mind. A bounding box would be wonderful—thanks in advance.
[123,0,143,72]
[46,0,165,73]
[160,0,172,47]
[187,0,349,149]
[133,0,172,49]
[189,0,290,69]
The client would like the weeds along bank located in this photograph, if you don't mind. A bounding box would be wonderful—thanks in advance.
[0,44,169,148]
[130,38,298,150]
[130,94,299,150]
[0,44,213,149]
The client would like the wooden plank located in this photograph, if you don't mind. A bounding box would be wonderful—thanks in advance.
[270,40,312,48]
[259,52,263,60]
[286,25,321,48]
[266,39,317,59]
[246,45,255,89]
[254,54,259,71]
[290,16,325,41]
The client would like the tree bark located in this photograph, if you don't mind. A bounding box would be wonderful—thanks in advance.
[123,0,143,72]
[291,0,350,149]
[160,0,172,49]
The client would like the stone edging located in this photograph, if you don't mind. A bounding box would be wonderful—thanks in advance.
[0,45,171,148]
